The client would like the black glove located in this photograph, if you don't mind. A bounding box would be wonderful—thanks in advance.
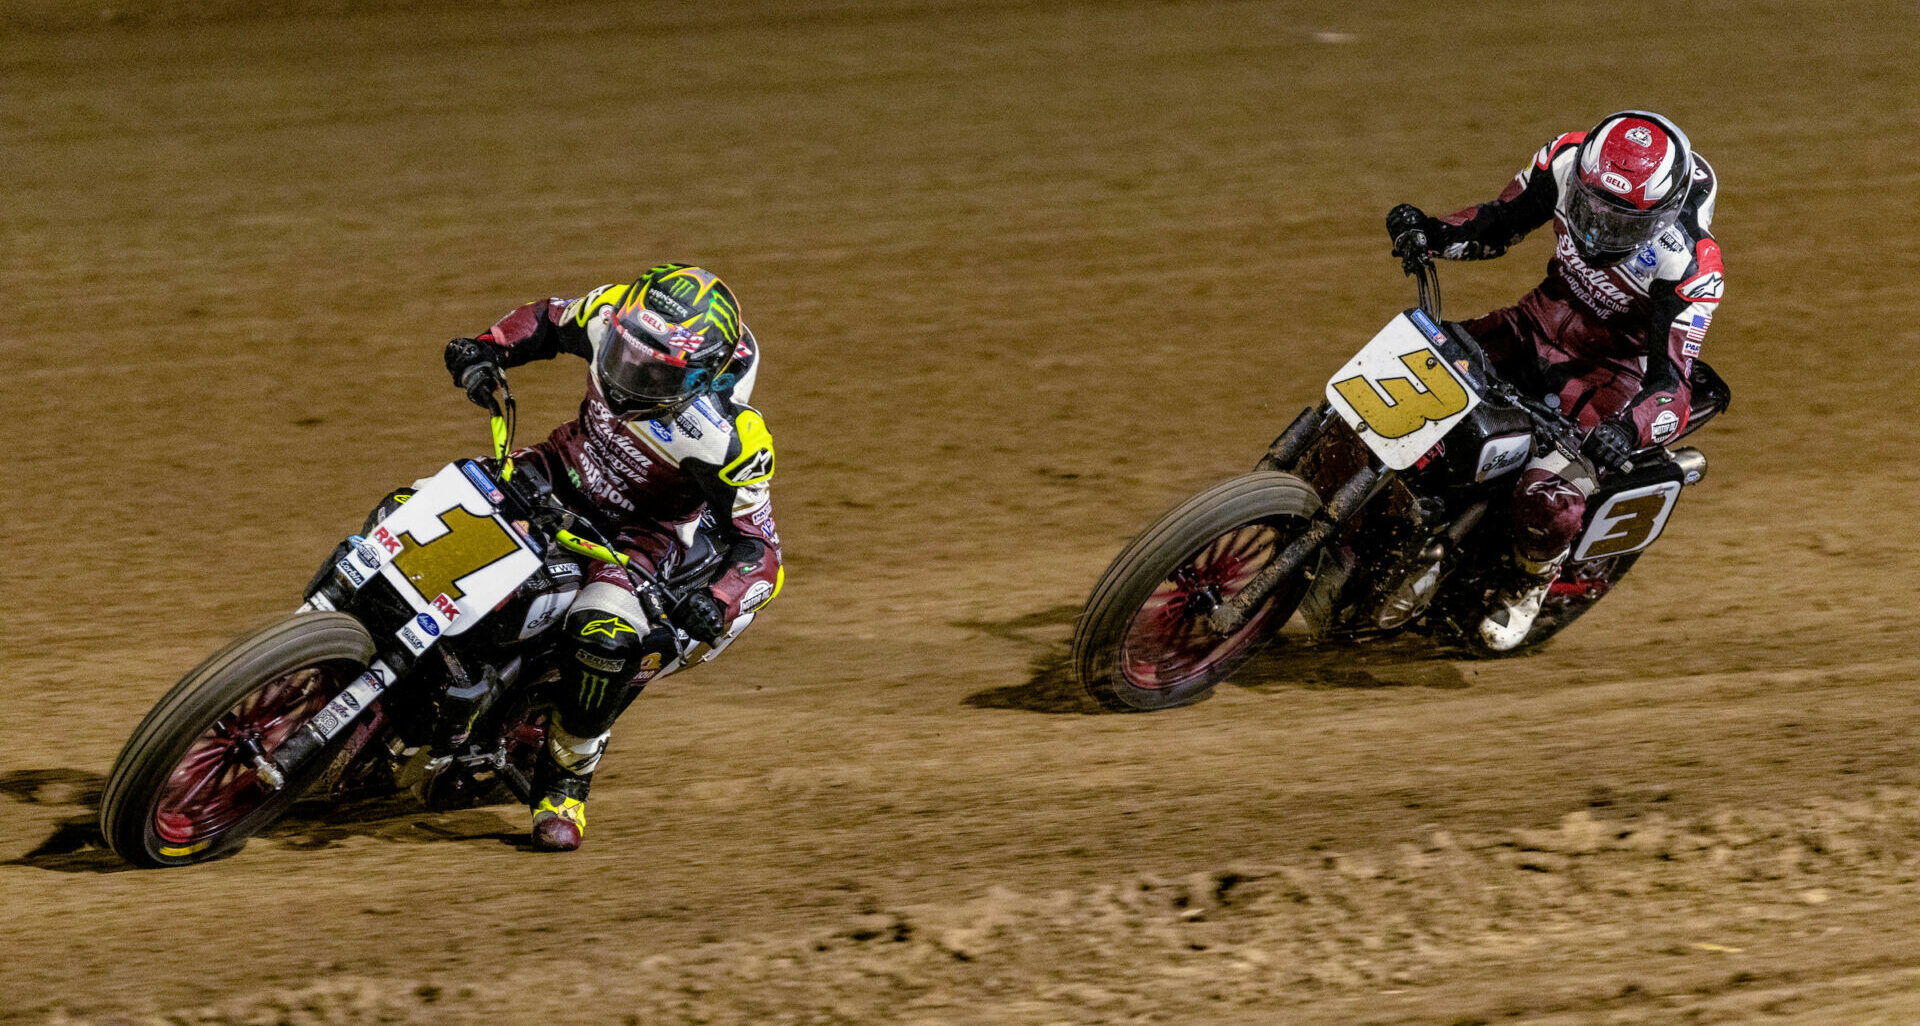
[1386,203,1443,258]
[670,589,727,646]
[1582,419,1637,473]
[445,338,504,408]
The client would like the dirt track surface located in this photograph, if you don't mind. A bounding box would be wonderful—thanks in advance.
[5,2,1919,1023]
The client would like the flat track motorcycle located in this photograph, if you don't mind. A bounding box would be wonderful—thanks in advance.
[100,380,753,866]
[1074,238,1730,711]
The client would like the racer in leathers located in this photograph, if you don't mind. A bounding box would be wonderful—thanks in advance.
[1387,110,1723,650]
[443,264,783,851]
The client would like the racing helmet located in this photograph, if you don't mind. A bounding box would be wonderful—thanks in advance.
[590,264,744,420]
[1564,111,1694,265]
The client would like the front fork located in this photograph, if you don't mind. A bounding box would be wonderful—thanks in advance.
[1207,463,1390,635]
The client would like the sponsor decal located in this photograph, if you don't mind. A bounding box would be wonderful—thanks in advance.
[339,690,360,712]
[1600,171,1633,194]
[647,419,675,444]
[353,540,382,567]
[723,449,775,486]
[373,525,402,555]
[1474,434,1532,482]
[1625,125,1654,147]
[575,651,626,673]
[1650,409,1681,443]
[546,562,582,580]
[336,558,366,587]
[1692,164,1710,181]
[734,339,752,360]
[636,308,671,335]
[579,616,638,640]
[398,624,429,653]
[694,396,729,428]
[415,612,441,637]
[432,593,461,622]
[1678,271,1723,302]
[1407,308,1448,345]
[632,651,664,681]
[741,579,775,612]
[1635,247,1657,269]
[1682,340,1702,358]
[460,462,505,504]
[674,414,703,440]
[567,467,583,489]
[309,708,341,736]
[1658,229,1685,253]
[646,288,690,318]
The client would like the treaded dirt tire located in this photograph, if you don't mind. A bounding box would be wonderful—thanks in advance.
[1073,472,1322,712]
[99,612,374,867]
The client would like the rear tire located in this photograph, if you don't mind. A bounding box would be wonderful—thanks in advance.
[1074,472,1322,711]
[99,612,374,867]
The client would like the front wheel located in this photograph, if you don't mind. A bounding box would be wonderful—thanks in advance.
[1073,472,1322,711]
[99,612,374,867]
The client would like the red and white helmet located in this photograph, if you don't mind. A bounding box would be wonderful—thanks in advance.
[1565,111,1694,264]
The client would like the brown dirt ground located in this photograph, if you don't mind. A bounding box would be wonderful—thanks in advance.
[4,1,1919,1023]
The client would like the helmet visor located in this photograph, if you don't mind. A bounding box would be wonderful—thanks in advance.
[594,328,699,418]
[1566,183,1679,258]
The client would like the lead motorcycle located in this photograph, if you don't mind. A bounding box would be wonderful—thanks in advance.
[100,383,753,867]
[1073,239,1730,711]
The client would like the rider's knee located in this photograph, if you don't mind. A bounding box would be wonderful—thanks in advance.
[1510,469,1586,560]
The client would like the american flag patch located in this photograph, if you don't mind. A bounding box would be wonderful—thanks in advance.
[1682,313,1710,357]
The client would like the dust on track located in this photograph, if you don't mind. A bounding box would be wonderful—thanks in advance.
[3,1,1918,1024]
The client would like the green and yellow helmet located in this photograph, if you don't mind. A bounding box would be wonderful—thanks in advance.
[593,264,745,420]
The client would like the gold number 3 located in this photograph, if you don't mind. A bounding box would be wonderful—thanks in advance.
[1331,351,1471,439]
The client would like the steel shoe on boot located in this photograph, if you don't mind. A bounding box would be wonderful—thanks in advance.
[1477,551,1565,653]
[529,772,591,852]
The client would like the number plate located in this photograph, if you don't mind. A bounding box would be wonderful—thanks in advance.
[1573,481,1682,561]
[360,463,542,639]
[1325,312,1481,470]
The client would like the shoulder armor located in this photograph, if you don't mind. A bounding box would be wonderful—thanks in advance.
[1676,238,1725,303]
[562,283,633,328]
[1534,131,1586,170]
[719,406,775,488]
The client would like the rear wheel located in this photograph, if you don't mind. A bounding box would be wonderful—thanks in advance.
[99,613,374,867]
[1074,472,1322,711]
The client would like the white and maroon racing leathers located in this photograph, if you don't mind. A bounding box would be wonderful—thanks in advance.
[470,284,783,657]
[1427,132,1725,561]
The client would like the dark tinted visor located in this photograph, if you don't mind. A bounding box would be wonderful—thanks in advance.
[1566,183,1679,255]
[595,320,698,417]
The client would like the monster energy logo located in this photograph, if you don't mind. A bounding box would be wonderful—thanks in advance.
[578,672,613,707]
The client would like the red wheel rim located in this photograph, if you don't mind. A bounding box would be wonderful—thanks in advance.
[151,665,346,849]
[1118,521,1295,691]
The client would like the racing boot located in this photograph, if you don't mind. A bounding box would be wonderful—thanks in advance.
[1477,548,1566,652]
[529,734,598,852]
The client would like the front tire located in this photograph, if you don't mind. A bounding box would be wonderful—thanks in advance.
[99,612,374,867]
[1073,472,1322,711]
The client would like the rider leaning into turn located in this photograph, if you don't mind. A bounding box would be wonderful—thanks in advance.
[1388,109,1724,651]
[442,264,783,851]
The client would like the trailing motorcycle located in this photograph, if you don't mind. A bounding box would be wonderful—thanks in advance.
[1073,239,1730,711]
[100,382,751,866]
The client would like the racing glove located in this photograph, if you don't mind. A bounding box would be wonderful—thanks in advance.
[445,338,504,408]
[1386,203,1444,258]
[1581,420,1637,474]
[670,589,728,646]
